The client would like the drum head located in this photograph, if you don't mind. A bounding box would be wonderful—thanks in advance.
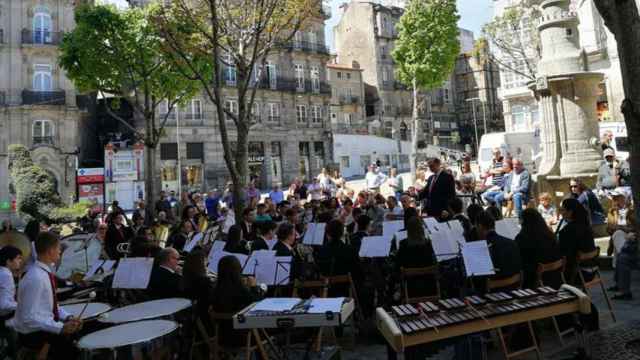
[99,298,192,324]
[77,320,178,350]
[61,302,111,320]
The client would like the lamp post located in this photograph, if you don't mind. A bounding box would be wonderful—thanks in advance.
[466,98,480,155]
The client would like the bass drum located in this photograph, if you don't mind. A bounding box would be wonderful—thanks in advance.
[77,320,179,360]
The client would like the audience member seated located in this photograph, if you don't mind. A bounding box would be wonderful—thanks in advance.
[485,159,530,218]
[147,248,183,300]
[515,209,562,289]
[606,191,635,260]
[537,192,558,227]
[557,198,597,286]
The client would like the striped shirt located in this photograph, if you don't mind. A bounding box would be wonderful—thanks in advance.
[491,161,504,187]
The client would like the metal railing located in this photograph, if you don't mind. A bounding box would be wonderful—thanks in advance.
[21,29,62,45]
[278,40,330,55]
[22,90,66,106]
[339,95,360,105]
[33,136,54,145]
[267,116,281,123]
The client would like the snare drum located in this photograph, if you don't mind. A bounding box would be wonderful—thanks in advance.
[77,320,178,360]
[98,298,192,324]
[61,302,111,320]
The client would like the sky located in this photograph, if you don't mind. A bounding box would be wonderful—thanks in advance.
[105,0,494,51]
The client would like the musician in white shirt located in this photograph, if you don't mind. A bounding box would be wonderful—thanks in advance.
[8,232,82,359]
[0,245,22,358]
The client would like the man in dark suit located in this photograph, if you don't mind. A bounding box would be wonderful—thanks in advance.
[105,214,134,260]
[132,200,154,227]
[147,248,183,300]
[476,211,522,280]
[252,221,277,251]
[419,158,456,220]
[240,208,258,242]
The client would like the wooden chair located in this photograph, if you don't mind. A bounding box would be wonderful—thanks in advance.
[209,311,270,360]
[536,258,575,346]
[322,273,361,349]
[292,279,332,352]
[400,265,440,304]
[577,247,616,322]
[188,302,218,360]
[487,273,542,360]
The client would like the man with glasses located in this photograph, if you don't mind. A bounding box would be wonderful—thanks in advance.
[492,159,531,218]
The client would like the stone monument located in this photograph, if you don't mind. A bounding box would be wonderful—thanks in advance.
[532,0,603,194]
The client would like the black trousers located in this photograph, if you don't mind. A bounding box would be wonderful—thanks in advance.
[18,331,78,360]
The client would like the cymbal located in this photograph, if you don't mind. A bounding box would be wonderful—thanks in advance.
[0,231,32,262]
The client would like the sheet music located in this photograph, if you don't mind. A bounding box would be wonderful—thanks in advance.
[183,233,203,253]
[307,297,345,314]
[395,231,408,242]
[461,241,495,276]
[207,250,230,274]
[495,218,521,240]
[448,220,465,237]
[243,250,276,276]
[112,257,154,289]
[223,214,236,233]
[83,259,116,280]
[303,223,326,245]
[254,255,292,285]
[265,239,278,250]
[358,236,393,258]
[423,217,440,233]
[251,298,301,312]
[429,230,460,262]
[208,241,226,261]
[383,221,404,237]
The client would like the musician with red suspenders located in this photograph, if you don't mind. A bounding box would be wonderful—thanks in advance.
[8,232,82,359]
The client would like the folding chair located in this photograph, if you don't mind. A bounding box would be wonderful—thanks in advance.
[400,265,440,304]
[292,279,332,352]
[209,311,269,360]
[577,247,616,322]
[487,273,541,360]
[537,258,575,346]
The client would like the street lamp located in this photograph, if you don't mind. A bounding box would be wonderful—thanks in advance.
[465,98,480,154]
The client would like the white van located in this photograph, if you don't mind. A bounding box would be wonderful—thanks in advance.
[478,131,541,173]
[599,121,629,160]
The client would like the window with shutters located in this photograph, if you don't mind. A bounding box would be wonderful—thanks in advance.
[295,64,305,92]
[186,143,204,161]
[311,66,320,93]
[266,62,278,89]
[32,120,54,145]
[224,53,236,86]
[160,143,178,160]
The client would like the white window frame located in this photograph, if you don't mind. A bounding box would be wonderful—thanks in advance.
[33,64,52,91]
[224,99,238,120]
[295,64,305,92]
[191,99,202,119]
[296,105,307,124]
[308,32,317,50]
[251,102,261,122]
[310,66,320,93]
[224,53,237,86]
[266,62,277,89]
[32,119,54,143]
[312,105,322,124]
[33,8,52,44]
[268,102,280,122]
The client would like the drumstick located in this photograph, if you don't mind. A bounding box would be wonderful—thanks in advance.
[417,305,439,334]
[77,292,96,320]
[464,299,489,325]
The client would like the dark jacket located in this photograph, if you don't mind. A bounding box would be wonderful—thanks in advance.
[105,224,134,260]
[419,171,456,219]
[395,239,437,298]
[167,232,188,252]
[557,220,597,286]
[212,284,262,347]
[515,230,561,289]
[487,230,522,280]
[316,240,363,296]
[147,266,183,300]
[184,275,215,329]
[223,240,250,255]
[251,237,270,252]
[240,222,258,242]
[132,208,154,227]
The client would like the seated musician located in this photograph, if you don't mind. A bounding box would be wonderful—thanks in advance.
[182,249,214,328]
[240,208,258,242]
[556,198,597,287]
[273,223,298,258]
[395,216,437,299]
[251,221,278,251]
[167,220,193,251]
[349,214,372,253]
[105,214,134,260]
[316,220,362,296]
[182,205,201,234]
[147,248,183,300]
[465,203,484,242]
[515,209,561,289]
[476,211,522,283]
[95,223,111,260]
[224,225,250,255]
[8,232,82,360]
[211,255,263,349]
[0,245,22,358]
[448,197,472,241]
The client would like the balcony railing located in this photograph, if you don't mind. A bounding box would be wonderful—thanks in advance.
[183,112,202,121]
[267,116,281,123]
[253,77,330,95]
[33,136,54,145]
[279,41,330,55]
[0,29,4,44]
[339,95,360,105]
[21,29,63,45]
[22,90,66,106]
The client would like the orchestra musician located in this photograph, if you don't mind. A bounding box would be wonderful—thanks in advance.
[316,219,362,297]
[516,208,562,289]
[181,205,201,234]
[182,249,215,328]
[166,220,193,252]
[394,216,437,298]
[476,211,522,285]
[251,221,278,251]
[9,232,82,360]
[240,208,258,242]
[105,214,134,260]
[147,248,183,300]
[0,245,23,358]
[223,225,250,255]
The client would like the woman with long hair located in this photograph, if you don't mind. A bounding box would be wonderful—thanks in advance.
[182,249,214,326]
[395,216,437,300]
[557,198,596,285]
[516,208,561,289]
[223,225,249,255]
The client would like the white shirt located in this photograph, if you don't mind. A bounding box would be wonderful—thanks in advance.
[0,266,17,316]
[510,171,521,193]
[366,171,387,189]
[308,183,322,200]
[7,261,69,334]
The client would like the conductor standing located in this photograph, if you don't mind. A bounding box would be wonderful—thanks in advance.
[419,158,456,220]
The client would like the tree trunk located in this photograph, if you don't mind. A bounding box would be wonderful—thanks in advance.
[410,78,421,183]
[145,145,158,213]
[594,0,640,227]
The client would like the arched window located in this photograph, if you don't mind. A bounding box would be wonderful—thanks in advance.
[32,120,54,145]
[33,64,52,91]
[33,7,52,44]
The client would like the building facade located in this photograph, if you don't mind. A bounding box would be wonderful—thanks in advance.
[327,61,367,135]
[156,11,333,193]
[0,0,87,213]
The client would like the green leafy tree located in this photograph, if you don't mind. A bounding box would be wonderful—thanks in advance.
[8,145,89,223]
[59,4,207,209]
[593,0,640,227]
[153,0,319,220]
[392,0,460,180]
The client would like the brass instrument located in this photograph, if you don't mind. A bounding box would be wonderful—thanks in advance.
[198,215,209,233]
[0,231,32,268]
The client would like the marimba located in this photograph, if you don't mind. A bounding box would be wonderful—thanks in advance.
[377,285,591,353]
[234,298,355,329]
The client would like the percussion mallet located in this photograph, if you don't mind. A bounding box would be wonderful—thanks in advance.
[464,299,489,325]
[77,291,97,320]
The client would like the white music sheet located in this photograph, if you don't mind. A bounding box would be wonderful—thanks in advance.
[207,250,230,274]
[395,231,408,242]
[448,220,465,237]
[243,250,276,276]
[495,218,521,240]
[429,230,460,262]
[383,221,404,237]
[265,239,278,250]
[83,260,116,280]
[252,298,301,312]
[112,257,154,289]
[254,256,292,285]
[183,233,203,253]
[461,241,495,276]
[423,217,440,233]
[208,241,226,261]
[303,223,326,245]
[358,236,393,258]
[307,297,345,314]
